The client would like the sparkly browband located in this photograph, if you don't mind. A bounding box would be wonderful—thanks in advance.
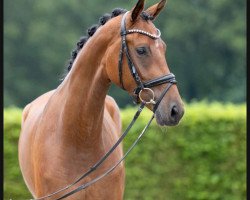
[125,28,161,39]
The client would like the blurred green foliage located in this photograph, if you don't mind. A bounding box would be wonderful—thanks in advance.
[4,108,31,199]
[4,0,246,108]
[4,102,246,200]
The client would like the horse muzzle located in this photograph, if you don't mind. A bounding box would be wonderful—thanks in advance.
[155,101,184,126]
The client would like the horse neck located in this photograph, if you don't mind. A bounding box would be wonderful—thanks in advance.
[58,27,115,147]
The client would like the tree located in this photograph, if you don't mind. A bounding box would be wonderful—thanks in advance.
[4,0,246,108]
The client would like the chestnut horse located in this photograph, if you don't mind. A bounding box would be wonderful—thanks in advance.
[18,0,184,199]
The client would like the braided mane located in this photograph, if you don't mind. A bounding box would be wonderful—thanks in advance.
[63,8,152,78]
[65,8,127,74]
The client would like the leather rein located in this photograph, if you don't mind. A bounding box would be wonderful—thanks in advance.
[34,11,177,200]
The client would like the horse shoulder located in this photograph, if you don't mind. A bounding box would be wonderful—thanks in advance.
[19,90,57,195]
[19,89,57,151]
[105,95,122,134]
[21,103,31,126]
[21,90,56,126]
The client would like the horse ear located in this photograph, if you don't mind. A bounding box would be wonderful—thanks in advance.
[131,0,145,22]
[145,0,167,20]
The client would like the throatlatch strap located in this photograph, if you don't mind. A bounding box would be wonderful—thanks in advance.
[118,37,125,89]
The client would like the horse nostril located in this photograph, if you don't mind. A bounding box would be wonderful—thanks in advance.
[171,105,179,119]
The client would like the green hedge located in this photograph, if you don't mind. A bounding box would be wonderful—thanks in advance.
[4,102,246,200]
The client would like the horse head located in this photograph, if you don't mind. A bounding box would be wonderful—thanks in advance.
[105,0,184,126]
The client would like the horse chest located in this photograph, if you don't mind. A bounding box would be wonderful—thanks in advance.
[32,124,125,199]
[36,149,125,200]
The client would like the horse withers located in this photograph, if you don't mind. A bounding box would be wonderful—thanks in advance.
[19,0,184,199]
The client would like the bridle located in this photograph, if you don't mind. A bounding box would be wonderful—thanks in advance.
[33,11,177,200]
[118,11,177,106]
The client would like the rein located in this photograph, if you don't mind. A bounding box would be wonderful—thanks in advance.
[34,11,177,200]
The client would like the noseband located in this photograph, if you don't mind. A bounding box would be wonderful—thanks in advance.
[118,11,177,106]
[34,12,178,200]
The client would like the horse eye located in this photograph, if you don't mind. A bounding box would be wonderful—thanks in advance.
[136,47,147,56]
